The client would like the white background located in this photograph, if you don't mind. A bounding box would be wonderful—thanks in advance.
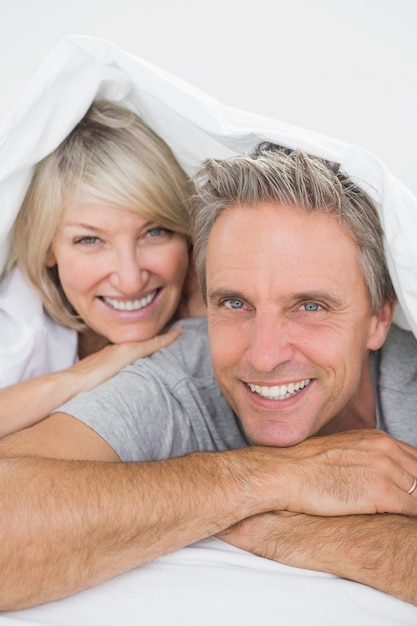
[1,0,416,194]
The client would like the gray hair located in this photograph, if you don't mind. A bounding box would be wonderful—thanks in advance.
[191,143,395,311]
[7,100,192,330]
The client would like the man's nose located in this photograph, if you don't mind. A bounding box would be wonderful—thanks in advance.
[246,313,295,373]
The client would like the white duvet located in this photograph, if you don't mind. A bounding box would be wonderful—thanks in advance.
[0,35,417,387]
[3,537,417,626]
[0,36,416,624]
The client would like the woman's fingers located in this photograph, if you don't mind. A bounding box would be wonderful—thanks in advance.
[71,326,183,391]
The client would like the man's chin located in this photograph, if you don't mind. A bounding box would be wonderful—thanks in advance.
[242,418,317,448]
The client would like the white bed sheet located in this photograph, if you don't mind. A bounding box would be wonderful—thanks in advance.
[2,538,417,626]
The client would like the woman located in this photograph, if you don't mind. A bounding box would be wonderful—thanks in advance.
[0,100,205,437]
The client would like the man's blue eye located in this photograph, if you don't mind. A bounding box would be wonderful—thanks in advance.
[226,299,244,309]
[303,303,320,312]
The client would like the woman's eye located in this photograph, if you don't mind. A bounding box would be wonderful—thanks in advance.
[75,236,100,245]
[146,227,170,238]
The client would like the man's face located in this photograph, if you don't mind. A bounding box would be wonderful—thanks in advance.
[206,202,392,447]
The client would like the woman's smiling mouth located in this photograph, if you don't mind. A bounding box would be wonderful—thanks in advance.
[101,290,159,311]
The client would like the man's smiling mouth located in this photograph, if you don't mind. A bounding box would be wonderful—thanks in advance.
[101,290,159,311]
[247,379,311,400]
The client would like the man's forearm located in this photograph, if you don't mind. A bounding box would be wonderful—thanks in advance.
[220,511,417,605]
[0,450,288,610]
[2,428,417,609]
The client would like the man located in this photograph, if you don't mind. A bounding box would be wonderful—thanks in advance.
[1,145,417,610]
[192,144,417,605]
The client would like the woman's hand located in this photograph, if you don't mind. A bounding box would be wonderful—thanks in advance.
[0,326,182,438]
[69,326,182,393]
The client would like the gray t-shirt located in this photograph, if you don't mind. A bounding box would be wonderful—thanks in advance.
[58,319,417,459]
[58,318,250,461]
[374,323,417,447]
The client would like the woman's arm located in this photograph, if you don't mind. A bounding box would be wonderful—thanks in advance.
[0,326,181,437]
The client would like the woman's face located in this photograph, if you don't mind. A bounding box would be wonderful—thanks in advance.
[48,201,189,343]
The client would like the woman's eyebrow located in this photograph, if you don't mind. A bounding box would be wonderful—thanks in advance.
[62,222,103,230]
[62,219,155,232]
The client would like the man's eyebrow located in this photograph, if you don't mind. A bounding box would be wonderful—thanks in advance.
[292,291,345,308]
[207,288,246,304]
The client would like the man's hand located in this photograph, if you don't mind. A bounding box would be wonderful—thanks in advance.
[219,510,417,606]
[270,429,417,517]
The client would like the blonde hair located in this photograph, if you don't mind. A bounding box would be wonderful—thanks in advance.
[7,100,192,329]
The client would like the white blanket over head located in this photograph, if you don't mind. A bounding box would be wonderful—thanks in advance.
[0,35,417,387]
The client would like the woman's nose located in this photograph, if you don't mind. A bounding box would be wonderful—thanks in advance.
[109,250,150,294]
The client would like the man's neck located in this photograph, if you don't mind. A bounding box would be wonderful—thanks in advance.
[318,354,376,436]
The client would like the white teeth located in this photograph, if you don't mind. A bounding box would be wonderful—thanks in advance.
[247,379,311,400]
[102,291,157,311]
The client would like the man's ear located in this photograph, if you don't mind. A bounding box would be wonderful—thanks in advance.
[367,300,396,351]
